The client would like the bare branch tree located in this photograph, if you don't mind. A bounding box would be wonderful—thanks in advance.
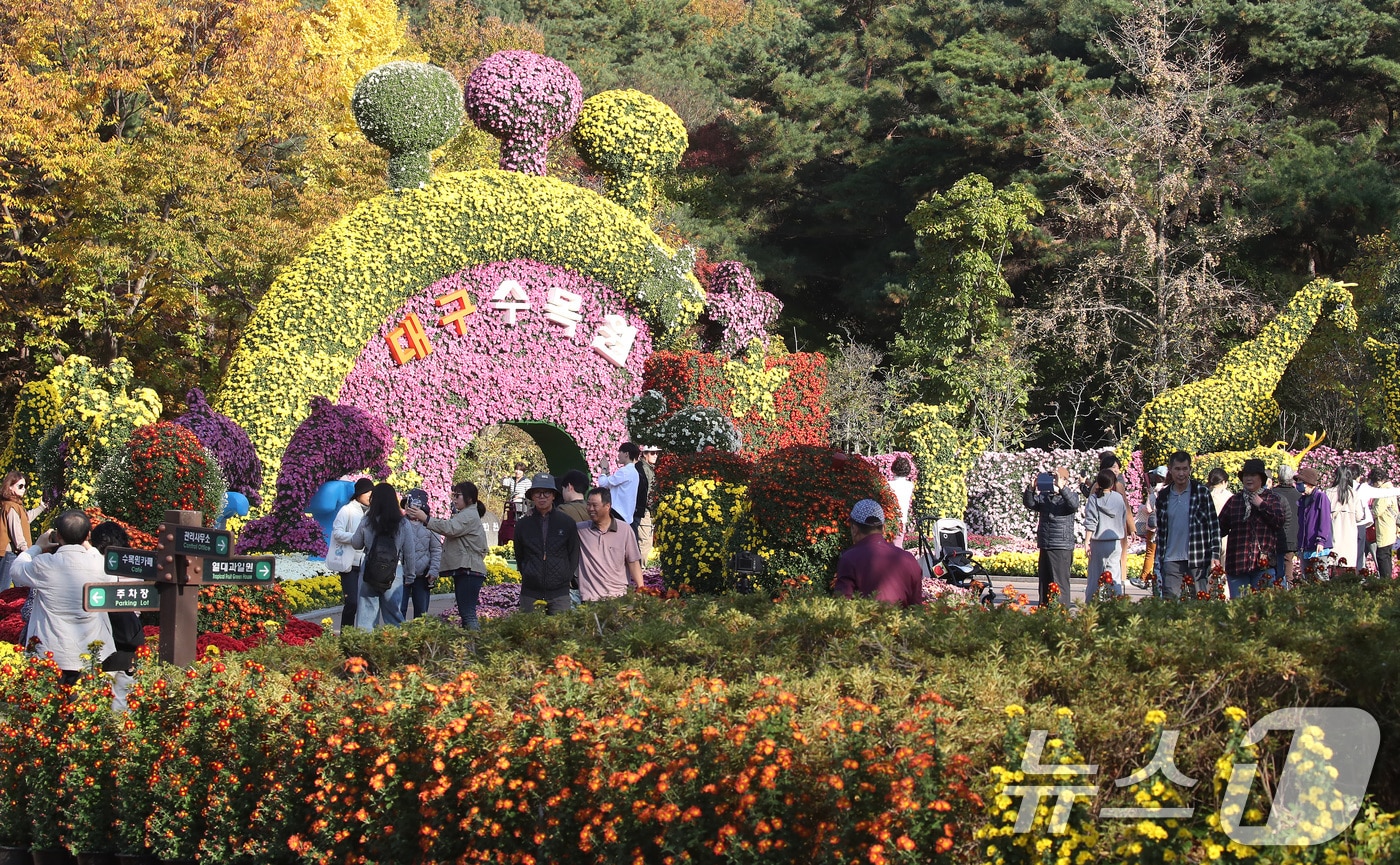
[1031,0,1272,428]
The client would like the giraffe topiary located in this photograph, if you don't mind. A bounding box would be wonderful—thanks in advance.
[1134,279,1356,468]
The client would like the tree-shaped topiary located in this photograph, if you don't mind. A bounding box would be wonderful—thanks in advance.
[174,388,264,507]
[573,89,687,218]
[352,61,463,189]
[464,50,582,176]
[95,422,227,533]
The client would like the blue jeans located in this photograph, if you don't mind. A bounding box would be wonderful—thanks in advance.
[1227,568,1272,599]
[452,569,485,630]
[356,570,405,629]
[0,551,14,593]
[400,574,432,619]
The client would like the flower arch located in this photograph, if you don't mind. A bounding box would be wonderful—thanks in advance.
[211,168,703,508]
[338,260,652,516]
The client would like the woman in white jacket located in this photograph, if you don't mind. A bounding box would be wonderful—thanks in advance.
[326,478,374,630]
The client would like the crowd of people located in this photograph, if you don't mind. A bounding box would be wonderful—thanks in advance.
[326,442,659,630]
[1024,451,1400,605]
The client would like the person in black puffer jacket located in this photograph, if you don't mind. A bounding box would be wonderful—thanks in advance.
[513,474,580,615]
[1024,467,1080,606]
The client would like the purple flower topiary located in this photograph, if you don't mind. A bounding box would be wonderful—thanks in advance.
[174,388,264,507]
[234,396,392,555]
[701,261,782,357]
[465,50,582,175]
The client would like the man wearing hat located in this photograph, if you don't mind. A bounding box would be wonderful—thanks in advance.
[513,473,581,614]
[832,499,922,607]
[1218,459,1284,598]
[635,445,660,561]
[327,477,375,630]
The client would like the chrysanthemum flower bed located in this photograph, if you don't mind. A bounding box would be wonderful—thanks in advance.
[2,582,1399,861]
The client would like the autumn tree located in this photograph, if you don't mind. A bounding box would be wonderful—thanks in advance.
[1033,0,1269,428]
[0,0,402,408]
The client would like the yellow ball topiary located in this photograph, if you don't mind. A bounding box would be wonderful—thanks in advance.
[573,89,687,218]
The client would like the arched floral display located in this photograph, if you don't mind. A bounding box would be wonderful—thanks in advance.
[338,259,652,516]
[212,170,703,508]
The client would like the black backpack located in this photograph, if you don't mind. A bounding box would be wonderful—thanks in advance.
[362,530,399,593]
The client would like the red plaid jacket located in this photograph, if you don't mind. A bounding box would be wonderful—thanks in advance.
[1218,490,1284,575]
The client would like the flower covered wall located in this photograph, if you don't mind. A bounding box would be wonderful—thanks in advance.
[338,260,651,516]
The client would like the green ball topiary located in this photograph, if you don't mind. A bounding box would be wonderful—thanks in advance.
[573,89,687,218]
[352,61,464,189]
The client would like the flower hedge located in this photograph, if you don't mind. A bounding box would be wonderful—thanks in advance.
[338,259,652,516]
[0,653,971,863]
[465,50,581,176]
[1366,338,1400,442]
[654,475,751,593]
[235,396,392,555]
[0,380,59,509]
[644,350,829,455]
[747,445,901,586]
[627,390,742,454]
[94,422,226,533]
[212,169,704,509]
[573,89,687,218]
[654,449,755,498]
[700,261,783,357]
[1134,278,1357,468]
[174,387,264,507]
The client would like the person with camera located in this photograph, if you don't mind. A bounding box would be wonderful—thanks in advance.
[1024,467,1079,606]
[9,510,115,684]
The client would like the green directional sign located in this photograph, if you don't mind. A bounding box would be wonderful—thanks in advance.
[171,527,232,557]
[83,582,161,612]
[104,547,159,579]
[201,555,275,584]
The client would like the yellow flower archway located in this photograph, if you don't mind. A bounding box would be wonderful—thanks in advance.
[212,168,703,506]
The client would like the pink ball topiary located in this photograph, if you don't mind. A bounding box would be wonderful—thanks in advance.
[465,50,582,175]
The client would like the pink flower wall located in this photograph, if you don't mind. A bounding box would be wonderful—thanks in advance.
[338,259,652,516]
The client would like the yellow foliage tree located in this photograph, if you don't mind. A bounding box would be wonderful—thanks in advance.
[0,0,391,403]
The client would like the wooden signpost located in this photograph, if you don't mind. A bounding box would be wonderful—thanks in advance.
[101,509,275,666]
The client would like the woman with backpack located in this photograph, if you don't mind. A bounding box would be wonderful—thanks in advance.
[349,483,417,629]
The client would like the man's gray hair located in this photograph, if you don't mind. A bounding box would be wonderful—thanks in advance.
[1277,463,1297,484]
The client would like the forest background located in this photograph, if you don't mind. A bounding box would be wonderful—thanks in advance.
[5,0,1400,456]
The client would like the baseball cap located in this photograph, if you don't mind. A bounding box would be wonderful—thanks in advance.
[849,499,886,527]
[525,473,558,497]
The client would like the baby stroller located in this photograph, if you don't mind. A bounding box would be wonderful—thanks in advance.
[916,516,995,608]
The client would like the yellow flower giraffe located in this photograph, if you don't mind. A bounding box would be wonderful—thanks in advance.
[1135,279,1357,468]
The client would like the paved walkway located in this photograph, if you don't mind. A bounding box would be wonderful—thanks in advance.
[297,593,460,628]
